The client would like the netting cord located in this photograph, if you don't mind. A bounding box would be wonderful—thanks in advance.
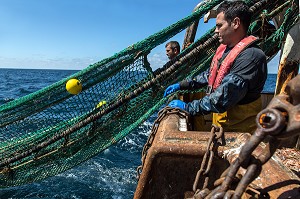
[265,0,291,18]
[248,0,268,13]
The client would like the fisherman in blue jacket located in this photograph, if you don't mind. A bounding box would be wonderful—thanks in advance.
[164,1,267,132]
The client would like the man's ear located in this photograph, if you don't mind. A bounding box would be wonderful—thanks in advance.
[174,48,179,54]
[232,17,241,29]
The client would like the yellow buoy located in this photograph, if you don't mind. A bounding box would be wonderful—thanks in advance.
[96,100,107,108]
[66,79,82,95]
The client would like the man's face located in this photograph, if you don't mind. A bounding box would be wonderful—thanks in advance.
[165,45,177,60]
[215,12,235,46]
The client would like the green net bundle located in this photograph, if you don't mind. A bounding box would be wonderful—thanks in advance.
[0,0,298,187]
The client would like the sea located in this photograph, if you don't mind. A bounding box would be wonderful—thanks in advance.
[0,68,277,199]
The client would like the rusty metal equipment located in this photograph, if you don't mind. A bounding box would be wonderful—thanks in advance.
[134,75,300,199]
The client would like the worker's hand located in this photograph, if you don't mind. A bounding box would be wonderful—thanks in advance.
[168,100,186,110]
[164,83,180,97]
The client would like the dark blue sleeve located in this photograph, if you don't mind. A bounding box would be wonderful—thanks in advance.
[230,47,267,94]
[185,73,248,115]
[179,69,209,90]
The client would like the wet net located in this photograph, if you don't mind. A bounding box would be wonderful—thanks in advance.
[0,0,298,187]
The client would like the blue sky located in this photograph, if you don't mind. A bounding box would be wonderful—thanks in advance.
[0,0,279,73]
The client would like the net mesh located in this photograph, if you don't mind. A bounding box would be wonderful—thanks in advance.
[0,0,298,187]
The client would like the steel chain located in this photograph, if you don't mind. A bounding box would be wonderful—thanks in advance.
[205,121,282,198]
[186,124,224,199]
[205,75,300,198]
[195,125,224,191]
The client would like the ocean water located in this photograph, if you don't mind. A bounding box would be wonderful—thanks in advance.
[0,68,276,199]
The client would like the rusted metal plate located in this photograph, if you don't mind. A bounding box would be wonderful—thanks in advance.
[134,113,300,199]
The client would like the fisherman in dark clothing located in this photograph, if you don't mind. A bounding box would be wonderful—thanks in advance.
[164,1,267,132]
[165,41,180,60]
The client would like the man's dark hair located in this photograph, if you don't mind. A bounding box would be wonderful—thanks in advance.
[217,1,252,30]
[165,41,180,52]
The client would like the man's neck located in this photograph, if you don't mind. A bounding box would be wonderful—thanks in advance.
[228,33,248,48]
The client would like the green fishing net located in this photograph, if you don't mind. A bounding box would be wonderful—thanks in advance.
[0,0,298,187]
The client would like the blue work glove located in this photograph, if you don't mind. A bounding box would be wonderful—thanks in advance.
[168,100,187,110]
[164,83,180,97]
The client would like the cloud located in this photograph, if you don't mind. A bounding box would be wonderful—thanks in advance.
[0,50,282,74]
[147,52,168,71]
[0,56,97,70]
